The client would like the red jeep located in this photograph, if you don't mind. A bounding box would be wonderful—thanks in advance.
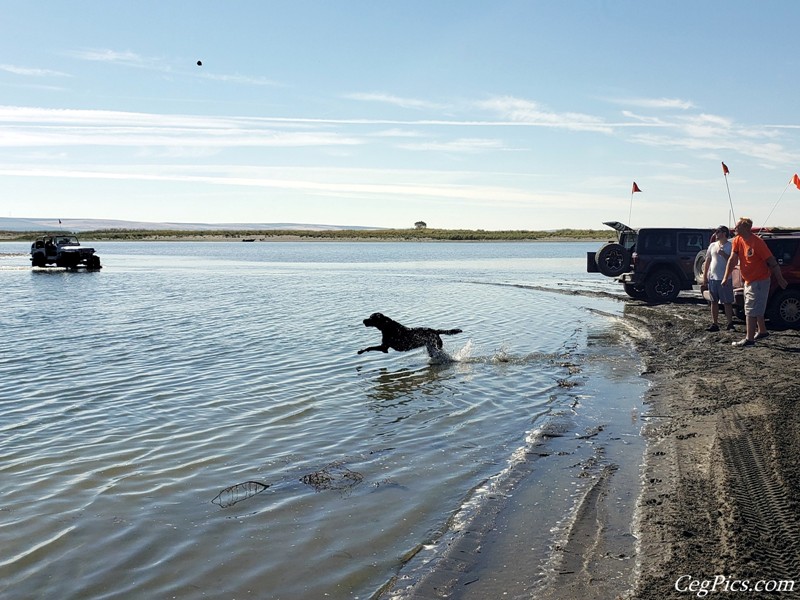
[725,230,800,328]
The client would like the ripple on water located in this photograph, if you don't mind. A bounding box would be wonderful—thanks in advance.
[0,242,630,599]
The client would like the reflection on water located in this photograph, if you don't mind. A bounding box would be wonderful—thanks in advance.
[0,241,640,599]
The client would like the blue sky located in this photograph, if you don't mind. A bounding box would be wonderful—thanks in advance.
[3,1,800,230]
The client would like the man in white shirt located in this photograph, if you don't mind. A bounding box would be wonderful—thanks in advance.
[702,225,735,332]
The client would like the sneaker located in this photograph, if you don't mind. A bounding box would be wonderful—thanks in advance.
[706,323,720,332]
[726,322,736,331]
[732,338,755,347]
[754,331,770,340]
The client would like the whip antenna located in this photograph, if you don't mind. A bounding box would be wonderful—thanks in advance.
[761,178,792,229]
[629,181,641,226]
[722,162,735,226]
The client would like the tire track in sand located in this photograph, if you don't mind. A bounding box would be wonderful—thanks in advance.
[718,414,800,579]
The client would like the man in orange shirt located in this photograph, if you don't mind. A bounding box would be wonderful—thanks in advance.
[722,217,787,346]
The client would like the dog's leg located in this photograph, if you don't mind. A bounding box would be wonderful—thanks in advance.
[435,328,462,335]
[358,345,389,354]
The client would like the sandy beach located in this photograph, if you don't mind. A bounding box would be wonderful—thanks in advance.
[546,297,800,599]
[398,294,800,599]
[626,299,800,598]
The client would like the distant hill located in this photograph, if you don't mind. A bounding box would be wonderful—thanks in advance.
[0,217,381,233]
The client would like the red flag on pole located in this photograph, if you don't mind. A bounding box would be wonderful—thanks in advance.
[722,162,730,175]
[793,173,800,190]
[632,182,642,194]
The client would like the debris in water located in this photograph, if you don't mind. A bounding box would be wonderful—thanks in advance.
[212,481,269,508]
[300,463,364,492]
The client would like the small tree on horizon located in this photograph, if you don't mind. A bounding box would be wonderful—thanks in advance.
[414,221,427,229]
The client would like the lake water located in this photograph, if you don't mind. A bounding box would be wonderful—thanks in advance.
[0,240,646,599]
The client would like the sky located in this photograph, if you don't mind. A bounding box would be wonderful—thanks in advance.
[3,1,800,231]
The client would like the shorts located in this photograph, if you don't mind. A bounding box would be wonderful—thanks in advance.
[744,278,770,317]
[708,279,734,304]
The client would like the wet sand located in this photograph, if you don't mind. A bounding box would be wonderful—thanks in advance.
[625,300,800,599]
[393,296,800,599]
[537,298,800,599]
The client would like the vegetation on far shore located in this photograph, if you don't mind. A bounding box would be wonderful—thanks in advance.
[0,227,611,242]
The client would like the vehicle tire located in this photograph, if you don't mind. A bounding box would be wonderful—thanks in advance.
[623,283,648,300]
[596,242,629,277]
[31,253,46,268]
[644,269,681,303]
[87,255,102,270]
[693,250,706,283]
[768,289,800,328]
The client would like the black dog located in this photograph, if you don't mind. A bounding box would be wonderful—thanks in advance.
[358,312,463,357]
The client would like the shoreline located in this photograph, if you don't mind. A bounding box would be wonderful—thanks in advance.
[383,295,800,599]
[1,236,609,244]
[0,231,611,244]
[377,300,649,599]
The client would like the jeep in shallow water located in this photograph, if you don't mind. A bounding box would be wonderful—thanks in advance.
[30,235,102,269]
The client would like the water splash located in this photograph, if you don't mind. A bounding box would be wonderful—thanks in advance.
[428,339,563,367]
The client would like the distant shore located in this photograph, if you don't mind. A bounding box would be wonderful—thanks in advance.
[0,228,611,243]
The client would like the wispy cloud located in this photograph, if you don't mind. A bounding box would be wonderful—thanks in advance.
[0,101,796,169]
[66,48,171,72]
[0,106,362,148]
[200,72,282,87]
[70,48,143,62]
[0,163,539,207]
[370,128,425,138]
[0,64,71,77]
[397,137,508,153]
[476,96,612,133]
[66,48,282,86]
[345,92,448,110]
[628,113,795,166]
[611,97,695,110]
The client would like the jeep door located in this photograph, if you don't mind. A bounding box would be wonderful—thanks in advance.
[765,238,800,296]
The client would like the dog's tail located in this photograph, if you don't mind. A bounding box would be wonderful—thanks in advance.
[436,328,462,335]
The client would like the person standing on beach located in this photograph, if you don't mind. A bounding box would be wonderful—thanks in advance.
[722,217,787,347]
[702,225,735,332]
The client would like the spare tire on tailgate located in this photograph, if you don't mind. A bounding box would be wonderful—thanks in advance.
[693,250,706,282]
[595,242,629,277]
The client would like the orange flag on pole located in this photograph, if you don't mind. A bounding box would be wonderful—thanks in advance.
[722,162,730,175]
[632,182,642,194]
[793,173,800,190]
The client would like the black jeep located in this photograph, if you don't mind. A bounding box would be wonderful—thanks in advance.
[588,222,711,302]
[30,234,102,270]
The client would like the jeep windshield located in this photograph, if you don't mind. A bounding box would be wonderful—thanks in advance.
[55,236,80,246]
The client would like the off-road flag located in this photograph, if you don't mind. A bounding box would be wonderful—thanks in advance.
[793,173,800,190]
[722,162,730,175]
[632,182,642,194]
